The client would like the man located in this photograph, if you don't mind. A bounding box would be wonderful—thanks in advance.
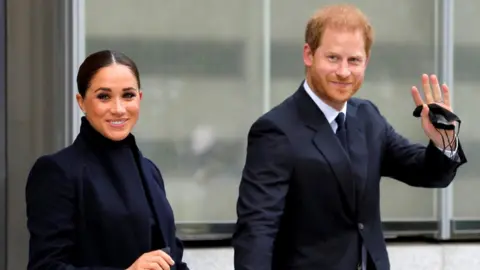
[232,4,467,270]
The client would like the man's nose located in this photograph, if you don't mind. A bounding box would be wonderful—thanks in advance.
[336,63,351,78]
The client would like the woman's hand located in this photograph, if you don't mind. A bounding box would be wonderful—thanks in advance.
[127,249,175,270]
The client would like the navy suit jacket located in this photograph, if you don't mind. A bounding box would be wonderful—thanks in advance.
[233,84,466,270]
[26,122,188,270]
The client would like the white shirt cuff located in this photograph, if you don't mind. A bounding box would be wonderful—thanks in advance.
[437,136,459,160]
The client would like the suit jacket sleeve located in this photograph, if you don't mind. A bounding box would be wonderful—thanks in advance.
[371,102,467,187]
[233,117,293,270]
[26,156,122,270]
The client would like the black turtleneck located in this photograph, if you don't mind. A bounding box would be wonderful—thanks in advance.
[78,117,165,250]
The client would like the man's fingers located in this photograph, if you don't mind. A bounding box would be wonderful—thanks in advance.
[411,86,424,106]
[430,74,443,103]
[420,104,430,128]
[421,104,429,117]
[422,73,434,103]
[442,83,451,107]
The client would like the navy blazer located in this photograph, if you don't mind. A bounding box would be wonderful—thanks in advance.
[233,83,467,270]
[26,118,188,270]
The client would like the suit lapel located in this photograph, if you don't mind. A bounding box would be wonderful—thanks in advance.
[346,103,369,201]
[293,86,355,215]
[138,156,170,246]
[311,127,356,213]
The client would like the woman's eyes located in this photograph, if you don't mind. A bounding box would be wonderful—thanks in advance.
[96,93,136,100]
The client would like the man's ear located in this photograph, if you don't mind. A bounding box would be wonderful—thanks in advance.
[139,90,143,101]
[303,43,314,67]
[76,93,85,114]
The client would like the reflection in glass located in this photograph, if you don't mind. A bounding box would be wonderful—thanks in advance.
[452,0,480,221]
[85,0,441,225]
[85,0,264,222]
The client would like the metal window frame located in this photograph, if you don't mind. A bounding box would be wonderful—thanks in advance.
[0,0,6,267]
[436,0,455,240]
[2,1,83,268]
[70,0,85,140]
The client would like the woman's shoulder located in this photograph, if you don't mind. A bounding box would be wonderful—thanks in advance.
[138,155,161,176]
[30,142,86,178]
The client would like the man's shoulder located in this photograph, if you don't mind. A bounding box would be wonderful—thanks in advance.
[349,97,372,108]
[348,97,382,115]
[254,94,298,129]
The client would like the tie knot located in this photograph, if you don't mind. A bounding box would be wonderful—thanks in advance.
[335,112,345,129]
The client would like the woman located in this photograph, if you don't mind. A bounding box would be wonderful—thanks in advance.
[26,50,189,270]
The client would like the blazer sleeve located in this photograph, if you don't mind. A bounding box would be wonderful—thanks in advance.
[149,160,189,270]
[371,102,467,188]
[26,156,122,270]
[232,117,293,270]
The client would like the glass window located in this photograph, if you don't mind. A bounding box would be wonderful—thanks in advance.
[85,0,264,222]
[85,0,440,227]
[452,0,480,222]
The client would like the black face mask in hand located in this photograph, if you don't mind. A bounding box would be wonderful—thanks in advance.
[413,103,462,152]
[412,103,461,130]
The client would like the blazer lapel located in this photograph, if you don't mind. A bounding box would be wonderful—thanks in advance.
[138,156,170,247]
[346,103,369,202]
[311,127,356,214]
[293,87,355,215]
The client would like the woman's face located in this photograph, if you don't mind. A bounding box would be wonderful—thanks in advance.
[76,64,142,141]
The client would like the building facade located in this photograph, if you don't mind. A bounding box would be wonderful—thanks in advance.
[1,0,480,269]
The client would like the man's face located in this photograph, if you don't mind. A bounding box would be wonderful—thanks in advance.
[303,27,368,110]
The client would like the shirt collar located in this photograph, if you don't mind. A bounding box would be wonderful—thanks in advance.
[303,80,347,125]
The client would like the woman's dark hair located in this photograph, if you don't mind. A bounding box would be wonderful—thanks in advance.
[76,50,141,97]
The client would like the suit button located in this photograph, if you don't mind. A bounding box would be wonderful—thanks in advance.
[358,223,364,230]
